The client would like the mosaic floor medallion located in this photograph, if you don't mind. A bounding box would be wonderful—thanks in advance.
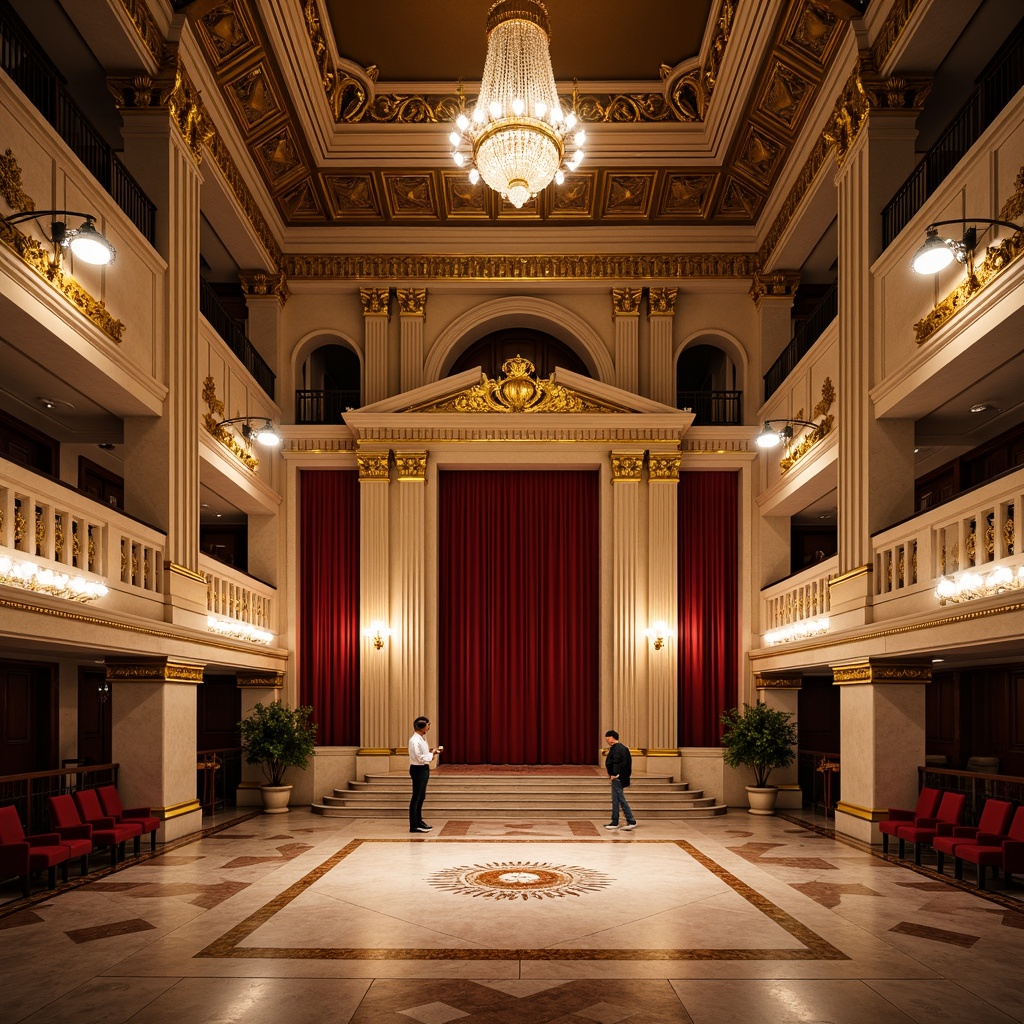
[428,860,613,900]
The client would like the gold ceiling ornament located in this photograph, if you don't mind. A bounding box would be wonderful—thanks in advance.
[0,148,35,213]
[302,0,373,122]
[356,453,390,480]
[610,451,645,481]
[201,376,259,472]
[414,355,627,415]
[396,288,427,316]
[393,452,428,480]
[611,287,642,316]
[239,270,289,304]
[359,287,391,316]
[115,0,169,68]
[648,287,678,316]
[779,376,835,472]
[661,0,737,122]
[647,453,681,480]
[870,0,927,71]
[749,270,800,305]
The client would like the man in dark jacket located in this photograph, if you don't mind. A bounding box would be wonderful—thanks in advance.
[604,730,637,830]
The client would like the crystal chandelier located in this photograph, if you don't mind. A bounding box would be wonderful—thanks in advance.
[449,0,584,209]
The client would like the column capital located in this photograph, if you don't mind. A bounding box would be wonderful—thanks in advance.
[393,451,428,480]
[647,287,678,317]
[830,658,932,686]
[647,453,681,480]
[396,287,427,316]
[360,286,391,318]
[105,657,206,684]
[749,270,799,306]
[611,287,642,317]
[610,451,645,481]
[356,452,391,480]
[240,270,289,305]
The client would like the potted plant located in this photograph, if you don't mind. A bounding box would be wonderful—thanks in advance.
[719,701,798,815]
[238,701,317,813]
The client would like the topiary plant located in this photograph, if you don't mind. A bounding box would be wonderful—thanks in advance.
[238,701,317,787]
[719,701,798,788]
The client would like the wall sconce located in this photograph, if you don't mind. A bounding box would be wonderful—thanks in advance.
[362,620,392,650]
[3,210,117,265]
[97,680,110,704]
[644,621,675,650]
[910,218,1022,274]
[755,419,819,450]
[217,417,281,447]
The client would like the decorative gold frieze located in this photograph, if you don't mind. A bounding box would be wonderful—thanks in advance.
[201,376,259,471]
[756,674,802,689]
[239,270,289,304]
[831,660,931,685]
[393,452,428,480]
[779,377,835,472]
[359,287,390,317]
[106,658,206,684]
[396,288,427,316]
[413,356,628,415]
[115,0,168,67]
[356,453,390,480]
[610,452,645,481]
[648,287,677,317]
[870,0,927,71]
[0,148,34,213]
[237,671,284,688]
[750,270,800,305]
[647,454,681,480]
[611,287,643,316]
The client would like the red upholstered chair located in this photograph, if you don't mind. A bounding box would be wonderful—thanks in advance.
[931,798,1013,875]
[97,785,159,852]
[50,794,124,866]
[895,790,967,864]
[878,787,941,855]
[73,789,143,859]
[955,805,1024,890]
[0,804,70,897]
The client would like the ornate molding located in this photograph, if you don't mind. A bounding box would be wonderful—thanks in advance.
[647,454,681,480]
[779,377,835,472]
[302,0,374,122]
[359,286,391,316]
[755,674,802,689]
[115,0,169,68]
[412,356,628,415]
[237,671,284,688]
[284,252,758,282]
[396,287,427,316]
[165,562,207,584]
[610,452,645,481]
[870,0,927,71]
[356,453,390,480]
[661,0,737,122]
[750,270,800,305]
[201,376,259,471]
[831,659,931,685]
[0,148,34,212]
[393,452,428,480]
[239,270,289,305]
[106,658,206,684]
[611,287,643,316]
[648,287,678,317]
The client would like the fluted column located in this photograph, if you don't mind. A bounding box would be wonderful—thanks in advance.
[647,454,679,751]
[397,288,427,393]
[360,287,391,404]
[357,452,391,752]
[749,272,799,381]
[610,451,645,745]
[612,288,642,394]
[391,452,428,741]
[647,288,677,405]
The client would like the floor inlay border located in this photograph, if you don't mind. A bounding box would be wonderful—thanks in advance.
[196,837,849,962]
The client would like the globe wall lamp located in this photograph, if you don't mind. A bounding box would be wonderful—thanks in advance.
[2,210,117,265]
[755,419,819,450]
[363,621,392,650]
[216,417,281,447]
[910,218,1022,274]
[644,621,674,651]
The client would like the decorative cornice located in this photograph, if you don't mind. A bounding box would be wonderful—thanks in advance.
[393,452,427,480]
[359,287,391,317]
[284,252,759,282]
[239,270,289,305]
[356,453,390,480]
[201,376,259,471]
[411,356,628,414]
[647,287,677,317]
[779,377,835,472]
[106,658,206,684]
[755,674,802,689]
[831,659,932,685]
[648,454,681,480]
[869,0,927,71]
[661,0,737,122]
[396,288,427,316]
[611,287,643,316]
[610,452,645,481]
[827,563,872,589]
[237,671,284,688]
[115,0,168,68]
[750,270,800,305]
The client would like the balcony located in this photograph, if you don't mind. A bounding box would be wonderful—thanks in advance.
[201,553,276,639]
[763,282,837,401]
[199,278,276,401]
[295,389,361,424]
[760,556,838,641]
[675,390,741,426]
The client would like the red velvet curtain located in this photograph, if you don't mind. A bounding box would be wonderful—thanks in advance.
[678,471,738,746]
[439,471,599,764]
[299,470,360,745]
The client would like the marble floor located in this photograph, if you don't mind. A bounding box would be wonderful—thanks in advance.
[2,810,1023,1023]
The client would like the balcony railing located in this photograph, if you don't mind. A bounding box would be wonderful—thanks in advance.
[0,763,119,836]
[761,555,838,636]
[199,277,276,400]
[918,766,1024,825]
[295,388,361,424]
[200,553,276,635]
[763,282,837,401]
[0,3,156,244]
[882,18,1024,248]
[676,390,742,425]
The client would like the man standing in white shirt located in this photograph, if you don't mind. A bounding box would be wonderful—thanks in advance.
[408,716,442,834]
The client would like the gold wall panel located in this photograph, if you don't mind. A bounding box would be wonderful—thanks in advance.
[442,173,491,219]
[322,174,382,220]
[602,173,657,219]
[547,174,596,219]
[196,2,258,68]
[382,173,440,219]
[279,178,327,222]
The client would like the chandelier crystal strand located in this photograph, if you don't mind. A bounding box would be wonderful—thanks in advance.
[452,0,583,208]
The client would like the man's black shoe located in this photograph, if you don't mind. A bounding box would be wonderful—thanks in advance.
[410,826,431,833]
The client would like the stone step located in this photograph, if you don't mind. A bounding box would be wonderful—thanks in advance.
[319,792,717,808]
[311,803,727,819]
[346,782,698,795]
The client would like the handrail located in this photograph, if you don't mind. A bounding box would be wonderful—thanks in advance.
[0,762,119,834]
[917,764,1024,826]
[295,388,361,424]
[675,390,742,425]
[763,282,837,400]
[199,277,276,400]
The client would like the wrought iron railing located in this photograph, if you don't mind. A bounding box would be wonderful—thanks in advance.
[675,390,742,425]
[917,766,1024,826]
[295,388,361,423]
[0,762,119,835]
[0,3,156,244]
[199,277,276,400]
[763,282,838,400]
[882,19,1024,248]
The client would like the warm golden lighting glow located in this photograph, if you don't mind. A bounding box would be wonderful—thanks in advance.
[0,554,108,602]
[644,621,674,650]
[362,620,392,650]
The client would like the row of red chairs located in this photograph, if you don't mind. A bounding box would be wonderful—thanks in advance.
[0,786,159,898]
[879,786,1024,889]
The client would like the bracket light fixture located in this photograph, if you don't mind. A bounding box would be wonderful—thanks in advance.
[910,218,1022,275]
[754,418,820,450]
[362,620,392,650]
[2,210,117,265]
[217,416,281,447]
[644,621,675,651]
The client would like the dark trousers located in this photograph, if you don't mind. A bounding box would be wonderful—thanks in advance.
[610,778,635,825]
[409,764,430,828]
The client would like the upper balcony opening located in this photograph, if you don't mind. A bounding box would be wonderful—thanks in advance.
[677,340,741,425]
[295,342,361,424]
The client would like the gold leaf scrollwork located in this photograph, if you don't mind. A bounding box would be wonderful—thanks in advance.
[72,524,81,566]
[611,287,642,315]
[14,505,26,545]
[201,376,259,471]
[966,530,976,564]
[54,516,64,560]
[779,377,836,471]
[356,454,390,480]
[359,287,390,316]
[610,452,645,481]
[0,148,35,212]
[1005,509,1015,555]
[88,529,96,572]
[35,509,45,556]
[648,454,681,480]
[986,516,995,557]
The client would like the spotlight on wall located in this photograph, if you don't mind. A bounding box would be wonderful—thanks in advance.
[910,218,1023,274]
[644,621,674,651]
[754,419,819,450]
[362,621,392,650]
[217,417,281,447]
[2,210,117,265]
[97,680,110,704]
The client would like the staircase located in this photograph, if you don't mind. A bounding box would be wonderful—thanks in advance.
[312,771,726,819]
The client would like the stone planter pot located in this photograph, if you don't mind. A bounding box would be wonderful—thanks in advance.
[745,785,779,815]
[260,784,293,814]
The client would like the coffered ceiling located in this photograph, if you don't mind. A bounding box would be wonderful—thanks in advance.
[188,0,847,229]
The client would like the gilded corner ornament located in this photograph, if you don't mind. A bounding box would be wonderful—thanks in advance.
[356,453,390,480]
[302,0,373,122]
[0,149,34,213]
[749,270,800,305]
[610,452,645,481]
[393,452,428,480]
[201,376,259,471]
[239,270,289,304]
[359,287,391,316]
[396,288,427,316]
[648,287,677,316]
[611,287,642,316]
[779,377,835,472]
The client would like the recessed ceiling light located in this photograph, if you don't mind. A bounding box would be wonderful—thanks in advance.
[914,447,920,453]
[932,658,944,663]
[969,403,991,413]
[200,503,210,508]
[37,396,74,410]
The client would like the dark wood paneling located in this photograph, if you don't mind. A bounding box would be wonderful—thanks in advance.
[0,660,57,773]
[197,675,241,751]
[77,668,111,765]
[798,676,839,753]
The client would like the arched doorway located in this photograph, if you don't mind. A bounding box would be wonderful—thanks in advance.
[676,342,741,425]
[449,328,591,379]
[296,343,361,423]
